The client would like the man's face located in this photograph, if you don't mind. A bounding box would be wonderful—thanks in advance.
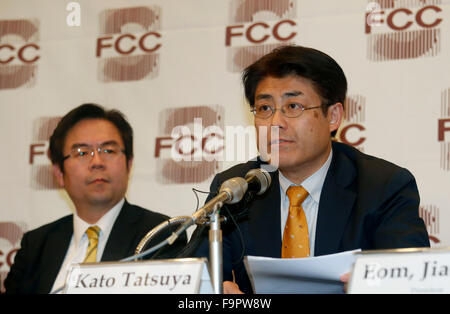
[254,75,342,179]
[54,119,132,211]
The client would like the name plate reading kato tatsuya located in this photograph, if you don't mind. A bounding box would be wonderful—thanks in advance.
[63,258,210,294]
[348,247,450,294]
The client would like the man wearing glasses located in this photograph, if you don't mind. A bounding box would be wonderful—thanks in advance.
[191,45,430,294]
[4,104,186,294]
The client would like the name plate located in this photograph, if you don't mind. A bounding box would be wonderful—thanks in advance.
[63,258,212,294]
[348,247,450,294]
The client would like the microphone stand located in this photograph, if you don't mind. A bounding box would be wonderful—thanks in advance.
[209,202,223,294]
[132,176,253,293]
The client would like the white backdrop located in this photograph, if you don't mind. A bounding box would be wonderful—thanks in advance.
[1,0,449,291]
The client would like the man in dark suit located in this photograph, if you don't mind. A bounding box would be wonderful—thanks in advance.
[4,104,185,294]
[191,46,429,294]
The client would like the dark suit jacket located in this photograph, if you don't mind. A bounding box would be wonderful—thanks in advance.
[193,141,430,294]
[4,200,186,294]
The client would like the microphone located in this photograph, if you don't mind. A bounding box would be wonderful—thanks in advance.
[192,168,271,222]
[191,176,248,222]
[217,168,272,223]
[124,177,248,261]
[244,168,272,195]
[125,170,271,261]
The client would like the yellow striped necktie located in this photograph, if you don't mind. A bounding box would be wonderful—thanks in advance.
[83,225,101,263]
[282,186,310,258]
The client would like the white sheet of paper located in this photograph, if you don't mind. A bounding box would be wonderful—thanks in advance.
[244,249,360,294]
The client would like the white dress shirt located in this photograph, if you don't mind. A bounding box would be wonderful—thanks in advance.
[279,150,333,257]
[50,198,124,293]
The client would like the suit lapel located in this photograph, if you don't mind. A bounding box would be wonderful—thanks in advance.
[248,170,282,258]
[39,216,73,293]
[315,146,357,256]
[101,201,140,261]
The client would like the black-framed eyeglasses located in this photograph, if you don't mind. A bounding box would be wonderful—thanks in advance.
[250,103,323,119]
[63,143,126,163]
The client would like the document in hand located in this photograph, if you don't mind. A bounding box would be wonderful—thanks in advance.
[244,249,360,294]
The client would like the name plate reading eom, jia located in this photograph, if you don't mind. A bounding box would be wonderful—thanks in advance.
[63,258,212,294]
[348,247,450,294]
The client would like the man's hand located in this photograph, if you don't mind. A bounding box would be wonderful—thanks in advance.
[223,281,244,294]
[340,272,351,293]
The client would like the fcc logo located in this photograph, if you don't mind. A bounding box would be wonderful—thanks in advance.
[337,94,367,151]
[96,6,162,82]
[0,19,40,90]
[0,221,27,293]
[29,117,61,190]
[419,204,440,245]
[439,88,450,171]
[365,0,442,61]
[154,106,224,184]
[225,0,298,73]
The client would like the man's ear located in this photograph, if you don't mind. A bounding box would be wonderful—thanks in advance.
[328,102,344,133]
[52,164,65,188]
[127,157,134,172]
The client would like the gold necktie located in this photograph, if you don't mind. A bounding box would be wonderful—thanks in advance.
[282,186,310,258]
[83,225,101,263]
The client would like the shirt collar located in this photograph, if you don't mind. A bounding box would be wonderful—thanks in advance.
[279,149,333,204]
[73,198,125,247]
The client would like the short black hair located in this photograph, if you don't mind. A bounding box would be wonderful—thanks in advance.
[48,103,133,172]
[242,45,347,136]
